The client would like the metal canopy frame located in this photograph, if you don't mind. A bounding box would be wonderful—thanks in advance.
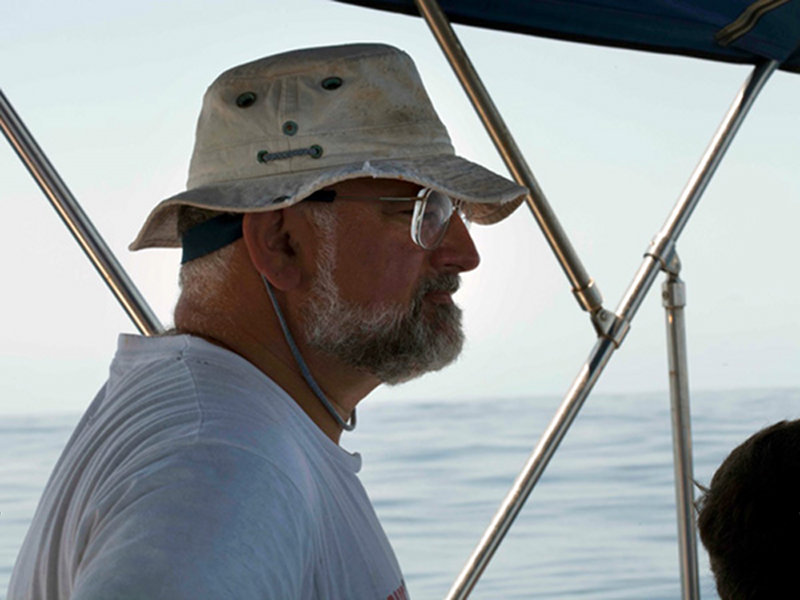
[0,2,787,598]
[410,1,779,598]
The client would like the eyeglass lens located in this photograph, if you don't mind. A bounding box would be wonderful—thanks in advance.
[412,190,456,250]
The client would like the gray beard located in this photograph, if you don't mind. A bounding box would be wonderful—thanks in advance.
[302,235,465,384]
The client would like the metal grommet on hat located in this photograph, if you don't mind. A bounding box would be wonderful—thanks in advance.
[321,77,343,90]
[282,121,298,136]
[235,92,257,108]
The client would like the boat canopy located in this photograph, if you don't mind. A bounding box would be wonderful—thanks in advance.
[335,0,800,72]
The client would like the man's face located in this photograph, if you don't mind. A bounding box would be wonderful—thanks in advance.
[300,178,480,384]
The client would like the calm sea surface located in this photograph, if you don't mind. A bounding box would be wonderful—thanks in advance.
[2,388,798,599]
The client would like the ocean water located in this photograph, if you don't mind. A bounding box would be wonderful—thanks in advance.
[2,388,798,599]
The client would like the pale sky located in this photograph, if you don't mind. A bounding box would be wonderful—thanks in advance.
[2,0,799,415]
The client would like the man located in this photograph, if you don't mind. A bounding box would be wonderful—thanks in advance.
[697,419,800,599]
[9,43,526,599]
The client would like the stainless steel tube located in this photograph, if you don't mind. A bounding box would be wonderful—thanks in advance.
[445,337,617,599]
[445,60,777,600]
[0,89,164,336]
[662,273,700,600]
[413,0,603,314]
[617,59,778,321]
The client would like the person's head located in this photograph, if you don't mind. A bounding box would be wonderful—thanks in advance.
[131,43,526,384]
[697,419,800,599]
[291,177,478,384]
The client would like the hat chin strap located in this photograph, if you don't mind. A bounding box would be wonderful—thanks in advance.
[261,275,356,432]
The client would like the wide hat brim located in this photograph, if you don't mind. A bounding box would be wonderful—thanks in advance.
[129,154,527,251]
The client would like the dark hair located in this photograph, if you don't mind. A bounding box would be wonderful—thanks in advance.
[697,419,800,599]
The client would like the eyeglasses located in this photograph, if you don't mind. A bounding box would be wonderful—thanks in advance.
[310,188,467,250]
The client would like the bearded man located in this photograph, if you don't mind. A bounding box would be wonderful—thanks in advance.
[9,44,526,600]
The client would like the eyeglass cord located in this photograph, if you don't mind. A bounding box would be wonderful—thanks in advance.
[261,275,356,432]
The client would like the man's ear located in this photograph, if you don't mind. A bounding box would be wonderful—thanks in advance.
[242,211,302,291]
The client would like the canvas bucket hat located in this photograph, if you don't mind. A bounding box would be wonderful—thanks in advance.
[130,43,527,251]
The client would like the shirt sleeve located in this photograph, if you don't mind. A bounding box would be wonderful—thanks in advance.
[70,442,316,600]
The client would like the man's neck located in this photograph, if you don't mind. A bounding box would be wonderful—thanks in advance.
[174,298,377,444]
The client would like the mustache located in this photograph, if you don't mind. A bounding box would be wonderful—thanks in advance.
[418,274,460,296]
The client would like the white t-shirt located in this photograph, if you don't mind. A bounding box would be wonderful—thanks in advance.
[8,334,408,600]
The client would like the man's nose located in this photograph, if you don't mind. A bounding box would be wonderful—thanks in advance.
[429,215,480,273]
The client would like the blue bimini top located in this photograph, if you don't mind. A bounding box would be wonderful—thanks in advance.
[334,0,800,73]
